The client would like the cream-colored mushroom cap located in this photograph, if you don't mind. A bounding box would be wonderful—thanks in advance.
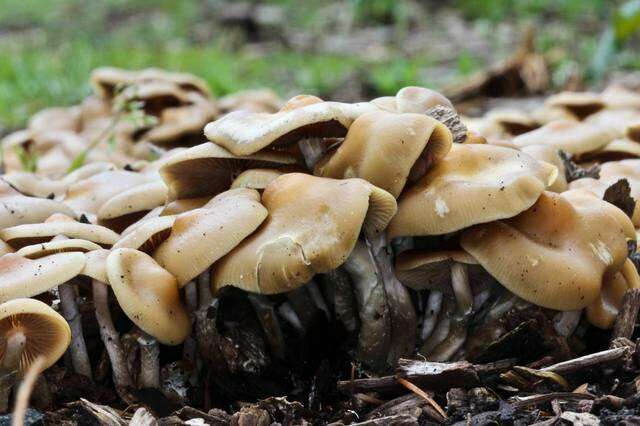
[586,108,640,138]
[511,120,616,155]
[395,86,453,113]
[0,218,120,249]
[0,182,76,230]
[81,249,110,283]
[520,144,568,192]
[461,190,635,310]
[485,109,539,136]
[602,84,640,110]
[545,91,604,120]
[0,252,85,302]
[107,248,190,345]
[204,96,357,156]
[29,106,80,133]
[583,138,640,162]
[314,111,453,198]
[97,180,168,220]
[142,98,216,147]
[230,168,285,190]
[212,173,397,294]
[114,215,176,254]
[586,258,640,329]
[0,298,71,373]
[90,67,136,98]
[218,89,283,114]
[155,189,267,286]
[159,142,296,200]
[136,67,211,97]
[16,239,101,258]
[387,144,557,238]
[395,249,477,291]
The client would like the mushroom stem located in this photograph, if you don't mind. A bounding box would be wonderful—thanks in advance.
[450,263,474,318]
[137,331,160,389]
[248,294,286,358]
[420,291,443,341]
[553,310,582,337]
[184,281,198,313]
[0,331,25,412]
[182,281,199,379]
[298,138,326,170]
[58,281,93,379]
[197,270,212,309]
[92,279,133,394]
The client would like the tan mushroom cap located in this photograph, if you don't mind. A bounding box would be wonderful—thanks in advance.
[16,239,102,259]
[159,142,296,200]
[395,86,453,113]
[387,144,557,238]
[585,108,640,139]
[142,96,216,147]
[160,197,210,216]
[545,91,605,120]
[485,109,539,136]
[90,67,136,98]
[230,168,285,190]
[0,252,85,302]
[218,89,283,114]
[63,170,155,217]
[115,80,191,117]
[81,249,110,283]
[314,111,453,198]
[511,120,616,155]
[583,138,640,162]
[461,190,635,311]
[0,218,120,249]
[370,96,397,112]
[3,162,116,199]
[586,258,640,329]
[97,180,168,220]
[212,173,397,294]
[520,144,568,192]
[204,95,361,156]
[155,189,267,286]
[107,248,190,345]
[29,106,80,133]
[0,182,76,230]
[114,215,176,254]
[0,298,71,373]
[602,84,640,110]
[136,67,211,97]
[395,249,478,291]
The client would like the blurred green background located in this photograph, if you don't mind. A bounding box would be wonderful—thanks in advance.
[0,0,638,129]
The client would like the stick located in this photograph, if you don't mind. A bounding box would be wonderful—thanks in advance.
[540,347,629,375]
[612,289,640,341]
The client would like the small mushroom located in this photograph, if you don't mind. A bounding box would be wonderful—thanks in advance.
[230,168,286,191]
[114,215,176,254]
[545,91,605,120]
[0,182,76,230]
[395,86,454,112]
[97,180,168,232]
[511,120,617,155]
[218,89,283,114]
[0,298,70,411]
[519,145,568,192]
[601,84,640,110]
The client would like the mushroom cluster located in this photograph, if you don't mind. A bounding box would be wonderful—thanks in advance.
[1,69,640,410]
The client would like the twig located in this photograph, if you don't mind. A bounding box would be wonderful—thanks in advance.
[612,289,640,341]
[396,377,447,420]
[541,347,630,375]
[12,357,46,426]
[510,392,595,409]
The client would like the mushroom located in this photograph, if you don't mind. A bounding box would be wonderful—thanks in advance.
[511,120,617,155]
[0,298,70,411]
[0,182,76,230]
[461,190,635,311]
[519,145,568,192]
[585,108,640,139]
[97,180,168,232]
[544,91,605,120]
[601,84,640,110]
[159,142,296,201]
[114,215,176,254]
[28,106,80,133]
[485,109,539,137]
[90,67,137,99]
[230,168,286,191]
[314,110,453,198]
[107,248,190,388]
[395,86,454,112]
[218,89,283,114]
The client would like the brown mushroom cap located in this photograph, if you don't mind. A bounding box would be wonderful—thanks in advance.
[136,67,211,97]
[230,168,286,190]
[545,91,605,120]
[314,110,453,198]
[0,252,85,302]
[395,86,454,113]
[204,95,374,156]
[154,188,267,286]
[0,298,71,373]
[114,215,176,254]
[387,144,557,238]
[485,109,539,136]
[511,120,616,155]
[218,89,283,114]
[586,258,640,329]
[460,190,635,310]
[395,249,478,291]
[159,142,297,200]
[212,173,396,294]
[0,218,120,249]
[520,145,568,192]
[0,182,76,230]
[142,96,216,147]
[106,248,190,345]
[90,67,136,98]
[28,106,80,133]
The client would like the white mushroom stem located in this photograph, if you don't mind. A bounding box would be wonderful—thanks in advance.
[184,281,198,313]
[420,291,443,341]
[298,138,326,170]
[197,270,212,309]
[182,280,199,378]
[428,322,468,362]
[0,331,25,411]
[58,281,92,379]
[137,331,160,389]
[553,310,582,337]
[248,294,286,359]
[92,279,133,393]
[278,302,305,333]
[450,263,474,318]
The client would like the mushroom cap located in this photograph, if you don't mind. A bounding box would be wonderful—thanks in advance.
[0,298,71,373]
[583,138,640,162]
[63,170,155,217]
[485,109,539,136]
[387,144,557,238]
[0,252,85,302]
[16,239,102,258]
[160,197,211,216]
[159,142,296,200]
[586,258,640,329]
[545,91,605,120]
[90,67,136,98]
[154,189,268,286]
[395,86,454,113]
[585,108,640,138]
[143,97,216,147]
[230,168,286,190]
[212,173,397,294]
[0,182,76,230]
[460,190,635,310]
[395,249,477,291]
[115,80,191,117]
[0,219,120,249]
[97,180,168,220]
[314,111,453,198]
[218,89,283,114]
[114,215,176,253]
[106,248,190,345]
[28,106,80,133]
[602,84,640,110]
[136,67,211,97]
[82,249,110,283]
[520,144,568,192]
[511,120,616,155]
[204,96,362,156]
